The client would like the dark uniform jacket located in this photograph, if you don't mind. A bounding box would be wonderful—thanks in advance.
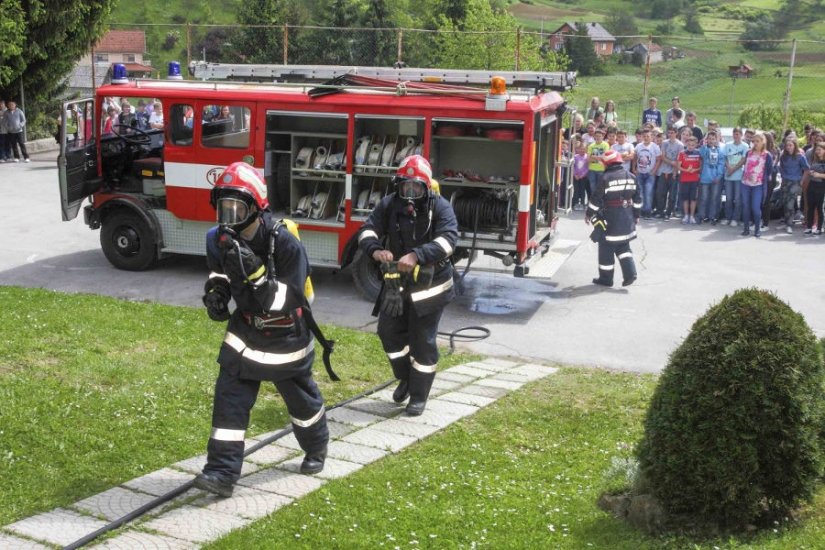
[586,164,642,244]
[206,213,313,382]
[358,193,459,316]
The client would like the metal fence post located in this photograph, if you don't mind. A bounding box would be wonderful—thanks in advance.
[283,25,289,65]
[397,29,403,65]
[515,27,521,71]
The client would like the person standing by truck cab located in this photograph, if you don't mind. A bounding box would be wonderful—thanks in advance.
[195,162,329,497]
[357,155,458,416]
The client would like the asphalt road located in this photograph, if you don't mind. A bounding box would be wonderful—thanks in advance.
[3,151,824,373]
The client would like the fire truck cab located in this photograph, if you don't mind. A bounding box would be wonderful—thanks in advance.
[58,62,574,300]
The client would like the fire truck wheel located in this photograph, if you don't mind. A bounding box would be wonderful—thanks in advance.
[351,250,382,302]
[100,211,158,271]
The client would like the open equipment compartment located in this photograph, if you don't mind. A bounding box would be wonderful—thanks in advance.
[351,115,425,221]
[266,111,347,226]
[430,118,524,245]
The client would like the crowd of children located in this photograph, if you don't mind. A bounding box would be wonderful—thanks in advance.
[565,96,824,238]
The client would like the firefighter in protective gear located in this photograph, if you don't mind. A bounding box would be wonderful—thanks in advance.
[586,149,641,287]
[195,162,329,497]
[358,155,459,416]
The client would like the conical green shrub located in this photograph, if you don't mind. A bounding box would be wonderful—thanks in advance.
[637,288,825,528]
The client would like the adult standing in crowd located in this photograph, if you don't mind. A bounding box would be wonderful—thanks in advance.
[778,137,809,234]
[740,132,773,238]
[4,100,29,162]
[586,149,640,288]
[358,155,458,416]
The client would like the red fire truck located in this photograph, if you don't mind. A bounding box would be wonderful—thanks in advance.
[58,62,574,299]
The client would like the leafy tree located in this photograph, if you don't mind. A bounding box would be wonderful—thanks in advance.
[434,0,566,71]
[604,11,639,48]
[0,0,115,136]
[234,0,309,64]
[440,0,469,28]
[303,0,363,65]
[683,5,703,34]
[739,19,782,51]
[644,0,683,20]
[361,0,397,66]
[564,22,602,76]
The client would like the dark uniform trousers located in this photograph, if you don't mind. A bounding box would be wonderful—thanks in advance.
[597,240,636,285]
[378,305,443,403]
[206,359,328,483]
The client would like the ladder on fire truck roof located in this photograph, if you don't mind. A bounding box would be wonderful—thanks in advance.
[188,62,576,92]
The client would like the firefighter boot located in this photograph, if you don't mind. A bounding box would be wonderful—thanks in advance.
[194,472,235,498]
[300,447,327,475]
[618,247,637,287]
[392,380,410,403]
[406,362,436,416]
[388,352,412,403]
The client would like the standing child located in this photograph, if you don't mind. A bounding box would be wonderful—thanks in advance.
[656,128,684,220]
[697,130,726,224]
[722,128,749,227]
[804,143,825,235]
[612,129,634,173]
[740,132,773,238]
[778,138,809,234]
[642,97,662,128]
[586,128,610,197]
[677,136,702,224]
[572,139,589,210]
[633,129,661,219]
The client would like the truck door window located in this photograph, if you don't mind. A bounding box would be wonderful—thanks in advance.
[201,104,250,149]
[170,104,194,146]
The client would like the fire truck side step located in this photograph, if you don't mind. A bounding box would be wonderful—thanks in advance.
[520,238,580,279]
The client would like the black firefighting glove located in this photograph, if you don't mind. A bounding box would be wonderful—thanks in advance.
[202,282,231,321]
[220,234,266,286]
[380,261,405,318]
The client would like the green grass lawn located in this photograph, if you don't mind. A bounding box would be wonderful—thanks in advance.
[207,368,825,549]
[0,286,474,526]
[3,287,825,548]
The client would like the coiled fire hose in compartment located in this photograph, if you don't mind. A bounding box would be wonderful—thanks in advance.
[451,190,516,232]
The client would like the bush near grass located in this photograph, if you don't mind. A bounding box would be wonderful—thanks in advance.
[637,288,825,530]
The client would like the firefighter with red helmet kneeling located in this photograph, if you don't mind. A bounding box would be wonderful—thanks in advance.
[586,149,641,287]
[358,155,458,416]
[195,162,329,497]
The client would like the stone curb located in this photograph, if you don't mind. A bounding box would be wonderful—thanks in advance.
[0,360,558,549]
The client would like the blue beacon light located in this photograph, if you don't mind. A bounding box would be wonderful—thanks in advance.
[168,61,183,80]
[111,63,129,84]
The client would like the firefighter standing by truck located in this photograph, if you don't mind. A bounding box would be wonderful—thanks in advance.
[195,162,329,497]
[358,155,458,416]
[586,149,641,287]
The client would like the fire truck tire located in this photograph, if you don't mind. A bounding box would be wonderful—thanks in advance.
[100,211,158,271]
[351,249,382,302]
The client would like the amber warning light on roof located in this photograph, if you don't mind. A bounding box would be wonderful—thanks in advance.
[489,76,507,95]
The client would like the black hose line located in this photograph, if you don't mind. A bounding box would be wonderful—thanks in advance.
[62,323,488,549]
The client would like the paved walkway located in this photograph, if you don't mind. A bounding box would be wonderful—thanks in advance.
[0,359,557,549]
